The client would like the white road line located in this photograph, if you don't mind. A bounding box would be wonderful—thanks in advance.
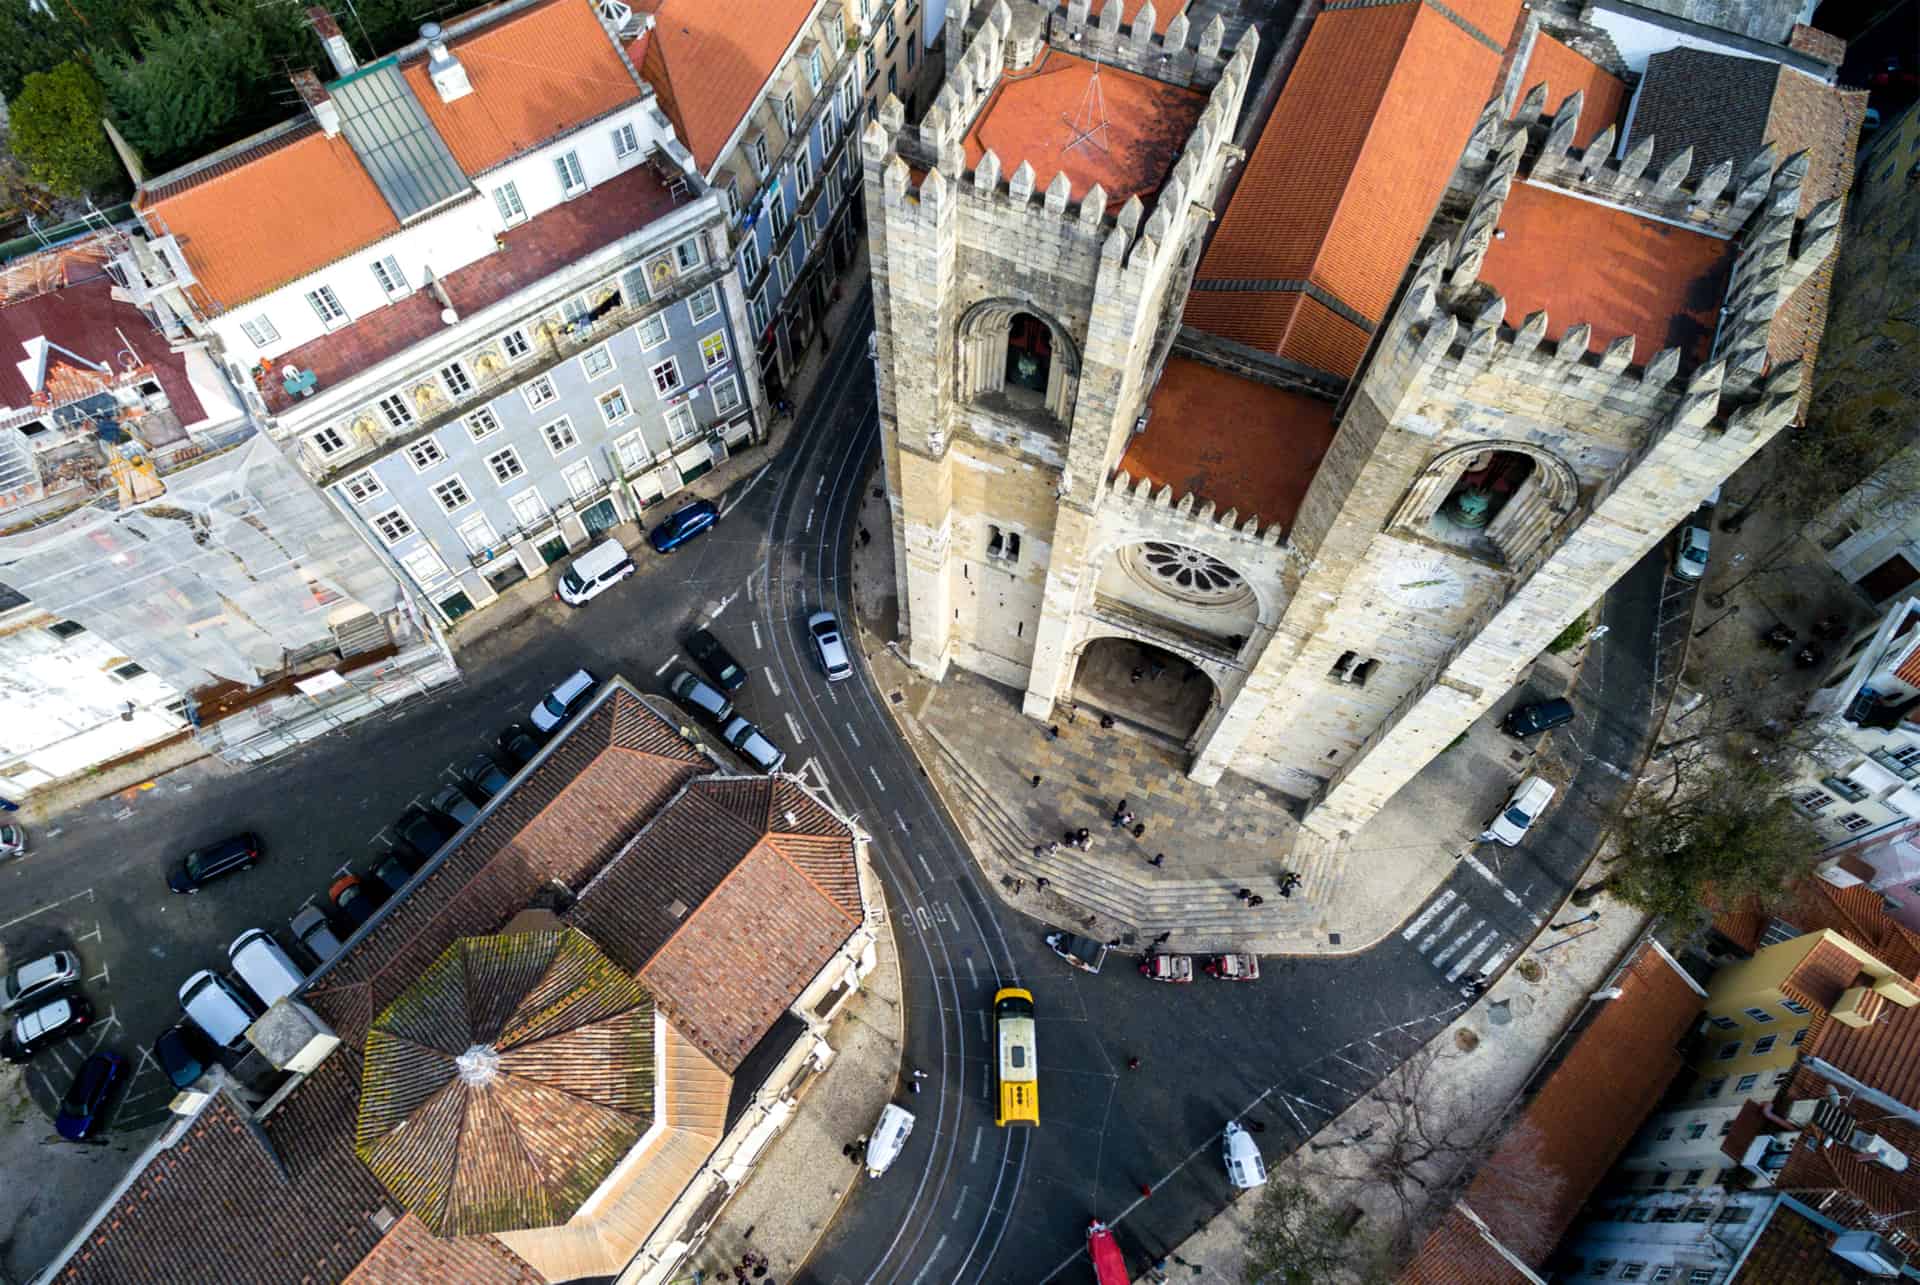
[746,572,756,603]
[846,721,862,748]
[1418,904,1467,954]
[751,619,762,648]
[653,655,678,676]
[909,1234,949,1285]
[894,809,911,833]
[1479,945,1514,976]
[805,505,816,532]
[966,957,978,990]
[89,966,110,984]
[0,887,96,934]
[1278,1097,1307,1132]
[765,670,781,697]
[784,712,806,744]
[1446,932,1501,983]
[708,590,738,621]
[952,1187,968,1219]
[76,921,102,944]
[816,474,825,494]
[1331,1051,1370,1075]
[1431,918,1485,969]
[918,851,934,879]
[1464,854,1530,909]
[971,1126,983,1163]
[716,464,771,519]
[1401,890,1457,941]
[870,764,889,793]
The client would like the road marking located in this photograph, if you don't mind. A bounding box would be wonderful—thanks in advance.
[1401,890,1456,941]
[952,1188,967,1219]
[971,1126,983,1163]
[76,921,102,945]
[805,505,816,532]
[746,572,756,603]
[716,463,771,519]
[894,809,911,833]
[766,670,781,697]
[870,764,888,793]
[1446,932,1500,983]
[751,620,762,648]
[1331,1050,1370,1075]
[89,965,110,984]
[816,475,825,494]
[1418,904,1466,954]
[0,888,96,934]
[653,655,677,677]
[918,851,934,878]
[707,590,738,621]
[966,957,978,990]
[1479,945,1514,975]
[1464,854,1529,910]
[111,807,134,821]
[785,712,806,744]
[1431,918,1485,969]
[909,1235,949,1285]
[1278,1097,1307,1132]
[845,721,862,748]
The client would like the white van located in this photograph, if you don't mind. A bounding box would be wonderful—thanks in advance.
[1224,1120,1268,1189]
[179,970,260,1050]
[555,538,635,606]
[865,1103,916,1178]
[227,929,306,1007]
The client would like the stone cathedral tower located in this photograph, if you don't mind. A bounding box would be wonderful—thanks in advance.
[864,0,1859,838]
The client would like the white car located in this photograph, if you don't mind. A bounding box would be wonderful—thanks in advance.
[1484,776,1556,847]
[1224,1120,1268,1190]
[0,823,24,860]
[1673,524,1711,581]
[530,669,596,733]
[808,612,853,682]
[3,950,79,1012]
[864,1103,915,1178]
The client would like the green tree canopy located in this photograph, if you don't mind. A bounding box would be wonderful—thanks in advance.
[9,59,119,198]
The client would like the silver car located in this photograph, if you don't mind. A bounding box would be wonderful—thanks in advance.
[0,823,24,860]
[3,950,79,1012]
[808,612,853,682]
[721,716,787,773]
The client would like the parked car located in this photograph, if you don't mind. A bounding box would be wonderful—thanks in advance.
[330,874,385,929]
[1673,524,1711,581]
[647,499,718,554]
[1138,954,1194,983]
[497,725,541,769]
[178,971,258,1051]
[55,1051,125,1141]
[3,995,92,1062]
[1223,1120,1269,1190]
[153,1022,213,1090]
[686,627,748,692]
[668,668,734,727]
[458,752,511,801]
[555,537,636,606]
[531,668,597,733]
[367,851,418,898]
[290,902,345,965]
[1483,776,1557,847]
[393,806,458,861]
[426,782,479,828]
[1501,697,1574,738]
[4,949,79,1012]
[808,611,853,681]
[1044,931,1108,974]
[720,716,787,773]
[227,929,306,1008]
[0,823,26,860]
[167,833,262,894]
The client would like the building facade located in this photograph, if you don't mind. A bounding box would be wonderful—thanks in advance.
[867,0,1859,837]
[1788,595,1920,846]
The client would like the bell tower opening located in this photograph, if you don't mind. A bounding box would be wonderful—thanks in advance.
[1433,450,1534,533]
[1004,313,1054,407]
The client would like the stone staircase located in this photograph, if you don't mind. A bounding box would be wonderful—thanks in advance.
[926,728,1344,951]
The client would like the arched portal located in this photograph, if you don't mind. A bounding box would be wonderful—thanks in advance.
[1004,313,1054,400]
[1071,636,1217,742]
[1434,450,1535,533]
[1391,440,1579,566]
[955,297,1079,426]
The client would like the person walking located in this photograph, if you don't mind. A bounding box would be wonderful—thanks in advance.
[1149,853,1165,867]
[1126,1056,1141,1070]
[1235,888,1253,902]
[1076,827,1092,849]
[1099,713,1117,729]
[1036,876,1051,891]
[1246,895,1265,908]
[1460,974,1490,998]
[1132,822,1146,840]
[1111,801,1131,827]
[1046,725,1060,740]
[1031,774,1042,788]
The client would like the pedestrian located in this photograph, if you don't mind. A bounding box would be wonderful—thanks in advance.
[842,1142,858,1158]
[1033,844,1048,859]
[1247,895,1265,908]
[1277,882,1293,899]
[1077,827,1091,848]
[1112,800,1130,826]
[1046,725,1060,740]
[1084,913,1097,927]
[1139,1182,1153,1198]
[1130,667,1144,685]
[1012,878,1026,894]
[1132,822,1146,840]
[1036,876,1051,890]
[911,1068,928,1080]
[858,526,871,546]
[1153,930,1171,944]
[1031,774,1042,788]
[1149,853,1165,867]
[1236,888,1252,901]
[1126,1056,1141,1070]
[1461,977,1489,998]
[1047,841,1061,855]
[1100,713,1117,730]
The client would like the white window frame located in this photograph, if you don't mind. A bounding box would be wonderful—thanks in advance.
[522,374,558,410]
[750,134,770,175]
[466,406,502,440]
[650,357,683,398]
[688,285,720,323]
[807,49,824,91]
[750,291,771,335]
[486,446,527,486]
[376,392,414,431]
[310,424,349,456]
[739,236,761,280]
[711,374,742,416]
[780,92,798,136]
[370,505,416,545]
[562,458,599,500]
[399,545,451,586]
[613,429,649,472]
[674,235,703,270]
[598,385,633,424]
[579,343,616,379]
[665,403,698,444]
[795,150,814,196]
[493,181,527,226]
[555,149,587,197]
[508,487,549,529]
[499,327,532,362]
[431,474,475,514]
[541,416,580,457]
[340,469,384,505]
[439,360,473,398]
[404,436,446,473]
[241,314,279,347]
[371,255,410,298]
[455,512,497,553]
[612,121,639,158]
[839,74,858,121]
[307,285,348,329]
[636,312,671,351]
[699,331,730,371]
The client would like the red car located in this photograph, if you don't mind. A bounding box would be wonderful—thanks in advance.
[1089,1220,1127,1285]
[1138,954,1194,983]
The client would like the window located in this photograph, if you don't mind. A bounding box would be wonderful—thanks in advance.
[1772,1070,1792,1087]
[522,375,558,409]
[1620,1266,1644,1282]
[1652,1268,1674,1283]
[612,122,639,158]
[500,327,532,361]
[711,374,743,416]
[674,235,703,270]
[598,386,632,423]
[306,285,348,327]
[770,192,791,240]
[740,236,762,280]
[1716,1041,1741,1061]
[750,134,770,175]
[1590,1263,1616,1278]
[840,75,858,121]
[508,488,548,529]
[1680,1170,1703,1187]
[1686,1122,1708,1139]
[699,331,729,370]
[400,546,450,586]
[614,430,648,472]
[1793,787,1837,815]
[750,290,771,335]
[377,393,413,430]
[1751,1035,1777,1055]
[883,12,896,48]
[721,178,739,221]
[827,13,844,49]
[440,361,473,397]
[494,181,527,225]
[486,447,526,485]
[795,149,814,195]
[1742,1007,1776,1024]
[1735,1073,1760,1092]
[1779,998,1811,1015]
[1655,1126,1676,1141]
[665,403,698,443]
[580,344,615,378]
[371,507,416,545]
[562,458,598,500]
[341,470,384,505]
[887,65,897,97]
[371,255,409,297]
[404,437,445,472]
[555,150,586,196]
[807,48,824,90]
[1837,812,1874,833]
[240,314,279,347]
[1707,1015,1738,1031]
[432,475,474,513]
[637,312,670,350]
[1700,1077,1727,1098]
[650,357,683,397]
[1757,918,1801,947]
[689,285,721,323]
[1715,1206,1751,1225]
[1654,1207,1681,1222]
[455,512,496,553]
[864,45,877,81]
[780,92,797,135]
[1791,1027,1809,1046]
[908,35,917,69]
[466,407,501,440]
[541,417,579,456]
[310,425,349,456]
[112,662,147,680]
[1682,1206,1712,1223]
[1688,1271,1713,1285]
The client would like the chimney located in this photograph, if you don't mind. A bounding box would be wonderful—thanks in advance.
[290,70,341,138]
[306,7,357,78]
[422,23,473,103]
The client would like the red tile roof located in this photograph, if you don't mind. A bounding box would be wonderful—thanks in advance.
[1728,1200,1866,1285]
[1397,1206,1536,1285]
[1711,877,1920,981]
[342,1213,544,1285]
[1122,355,1338,531]
[261,163,679,413]
[1779,936,1872,1011]
[1179,290,1373,380]
[0,268,207,425]
[402,0,641,177]
[629,0,819,173]
[961,48,1207,210]
[1772,1094,1920,1243]
[1475,182,1733,361]
[1513,33,1629,150]
[1190,0,1518,369]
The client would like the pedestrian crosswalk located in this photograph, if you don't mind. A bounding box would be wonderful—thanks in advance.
[1400,889,1517,984]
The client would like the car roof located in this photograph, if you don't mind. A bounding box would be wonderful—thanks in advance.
[1513,777,1555,807]
[14,954,68,988]
[20,997,74,1035]
[557,668,594,695]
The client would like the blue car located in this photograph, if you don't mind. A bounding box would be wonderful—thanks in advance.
[56,1051,124,1140]
[648,499,718,554]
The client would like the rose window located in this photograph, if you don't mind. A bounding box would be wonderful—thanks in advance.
[1137,543,1246,601]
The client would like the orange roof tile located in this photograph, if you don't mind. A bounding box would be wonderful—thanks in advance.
[1513,33,1629,150]
[1710,877,1920,981]
[402,0,641,177]
[631,0,819,172]
[1089,0,1187,35]
[1440,0,1528,44]
[1780,937,1871,1011]
[1191,1,1515,365]
[962,48,1207,209]
[1180,289,1373,379]
[1475,182,1732,361]
[1124,356,1339,531]
[140,127,402,312]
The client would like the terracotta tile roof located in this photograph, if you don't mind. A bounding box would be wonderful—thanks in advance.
[1179,289,1373,379]
[1089,0,1187,34]
[139,126,403,312]
[1190,0,1516,367]
[1773,1101,1920,1242]
[1475,182,1733,362]
[1122,355,1339,529]
[401,0,640,177]
[1787,24,1848,66]
[1800,983,1920,1126]
[1711,877,1920,980]
[1396,1206,1536,1285]
[961,48,1206,211]
[1728,1199,1865,1285]
[259,163,678,413]
[1512,33,1629,150]
[303,686,708,1045]
[1780,937,1872,1011]
[342,1213,544,1285]
[0,271,207,423]
[628,0,819,173]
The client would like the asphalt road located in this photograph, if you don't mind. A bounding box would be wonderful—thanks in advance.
[0,301,1678,1284]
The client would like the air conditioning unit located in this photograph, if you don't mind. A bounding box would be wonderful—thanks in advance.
[1850,1130,1911,1172]
[1833,1230,1906,1276]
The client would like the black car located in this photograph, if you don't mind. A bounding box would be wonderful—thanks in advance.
[56,1051,125,1140]
[1501,697,1575,738]
[167,833,262,894]
[330,875,386,928]
[367,851,418,898]
[458,752,511,801]
[497,725,542,768]
[393,806,459,861]
[153,1023,213,1090]
[686,627,748,692]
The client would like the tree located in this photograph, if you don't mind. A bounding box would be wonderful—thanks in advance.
[9,60,119,198]
[1242,1180,1380,1285]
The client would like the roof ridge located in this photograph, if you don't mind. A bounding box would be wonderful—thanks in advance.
[762,832,862,924]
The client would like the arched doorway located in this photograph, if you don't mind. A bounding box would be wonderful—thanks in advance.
[1004,313,1053,404]
[1072,637,1216,742]
[955,298,1079,426]
[1433,450,1534,533]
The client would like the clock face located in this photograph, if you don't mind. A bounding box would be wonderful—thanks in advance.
[1385,554,1465,609]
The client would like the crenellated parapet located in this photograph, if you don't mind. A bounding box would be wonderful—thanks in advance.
[1051,0,1241,89]
[1107,468,1292,548]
